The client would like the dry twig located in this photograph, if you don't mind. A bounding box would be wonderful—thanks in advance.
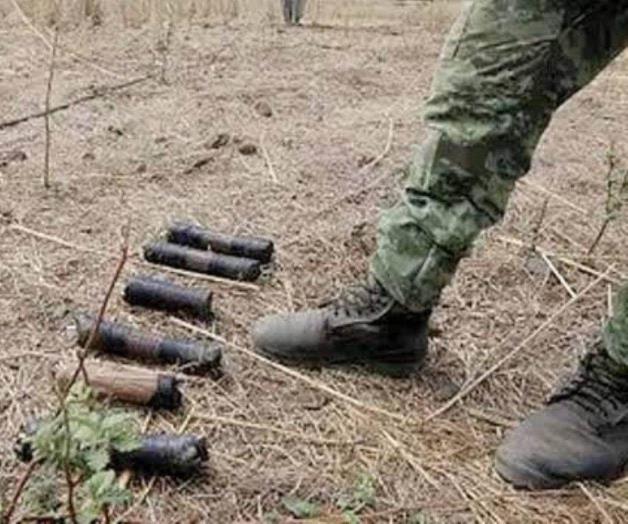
[259,132,279,184]
[171,317,410,423]
[43,28,59,189]
[61,224,130,397]
[0,75,153,131]
[55,382,79,524]
[589,144,628,255]
[7,223,258,291]
[426,269,611,421]
[3,460,40,523]
[9,0,123,79]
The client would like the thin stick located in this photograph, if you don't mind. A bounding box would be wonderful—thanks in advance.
[7,223,258,291]
[62,224,130,397]
[55,383,78,524]
[139,261,259,291]
[9,0,124,79]
[259,132,278,184]
[43,28,59,189]
[158,17,174,84]
[520,180,590,216]
[361,117,394,172]
[539,252,576,298]
[3,460,39,523]
[171,317,410,424]
[578,483,614,524]
[196,413,359,446]
[283,117,394,247]
[588,218,611,256]
[426,270,610,421]
[0,75,153,131]
[589,145,620,255]
[497,235,623,284]
[311,117,394,220]
[528,197,549,256]
[381,430,440,489]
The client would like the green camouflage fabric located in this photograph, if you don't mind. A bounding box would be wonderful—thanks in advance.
[372,0,628,314]
[282,0,307,24]
[604,285,628,370]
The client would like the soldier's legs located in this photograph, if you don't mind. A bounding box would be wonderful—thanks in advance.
[385,0,628,489]
[252,1,628,380]
[282,0,306,25]
[372,0,628,318]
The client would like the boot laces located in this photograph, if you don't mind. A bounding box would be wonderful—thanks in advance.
[323,280,391,319]
[550,349,628,423]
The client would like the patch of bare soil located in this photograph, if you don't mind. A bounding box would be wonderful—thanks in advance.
[2,9,628,523]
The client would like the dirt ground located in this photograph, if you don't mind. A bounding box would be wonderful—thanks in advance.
[2,4,628,523]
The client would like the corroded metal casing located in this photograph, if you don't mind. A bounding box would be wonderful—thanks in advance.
[167,222,274,264]
[16,421,208,478]
[111,434,208,478]
[75,314,223,377]
[144,241,261,282]
[124,275,213,321]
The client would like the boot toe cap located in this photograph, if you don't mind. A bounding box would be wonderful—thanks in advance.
[495,404,622,489]
[251,311,328,361]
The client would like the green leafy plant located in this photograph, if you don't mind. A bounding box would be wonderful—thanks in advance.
[336,473,377,523]
[23,467,61,516]
[282,496,321,519]
[408,512,432,524]
[24,384,140,523]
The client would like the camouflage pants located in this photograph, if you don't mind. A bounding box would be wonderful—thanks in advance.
[372,0,628,318]
[282,0,307,24]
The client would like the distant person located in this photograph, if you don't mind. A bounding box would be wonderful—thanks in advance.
[282,0,306,25]
[253,1,628,490]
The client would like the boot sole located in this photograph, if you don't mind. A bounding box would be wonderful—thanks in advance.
[494,451,579,490]
[255,346,422,378]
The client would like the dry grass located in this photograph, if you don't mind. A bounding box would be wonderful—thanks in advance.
[1,1,628,522]
[0,0,461,27]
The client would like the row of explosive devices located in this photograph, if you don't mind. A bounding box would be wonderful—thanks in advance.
[16,223,275,478]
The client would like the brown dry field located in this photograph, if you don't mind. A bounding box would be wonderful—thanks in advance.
[2,2,628,523]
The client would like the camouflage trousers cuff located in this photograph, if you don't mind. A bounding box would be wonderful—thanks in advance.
[370,214,460,313]
[603,284,628,371]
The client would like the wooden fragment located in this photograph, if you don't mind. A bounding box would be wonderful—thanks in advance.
[55,361,182,410]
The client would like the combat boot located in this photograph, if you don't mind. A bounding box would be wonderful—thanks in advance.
[495,347,628,489]
[251,278,430,377]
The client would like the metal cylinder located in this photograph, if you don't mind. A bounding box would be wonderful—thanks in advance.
[111,434,208,478]
[75,314,223,377]
[16,420,207,478]
[55,361,182,410]
[144,241,261,282]
[124,275,213,321]
[167,223,274,264]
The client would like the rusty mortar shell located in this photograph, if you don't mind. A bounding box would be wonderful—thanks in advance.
[124,275,213,321]
[144,241,261,282]
[75,314,222,377]
[54,360,182,410]
[16,420,207,478]
[110,434,208,478]
[167,222,274,263]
